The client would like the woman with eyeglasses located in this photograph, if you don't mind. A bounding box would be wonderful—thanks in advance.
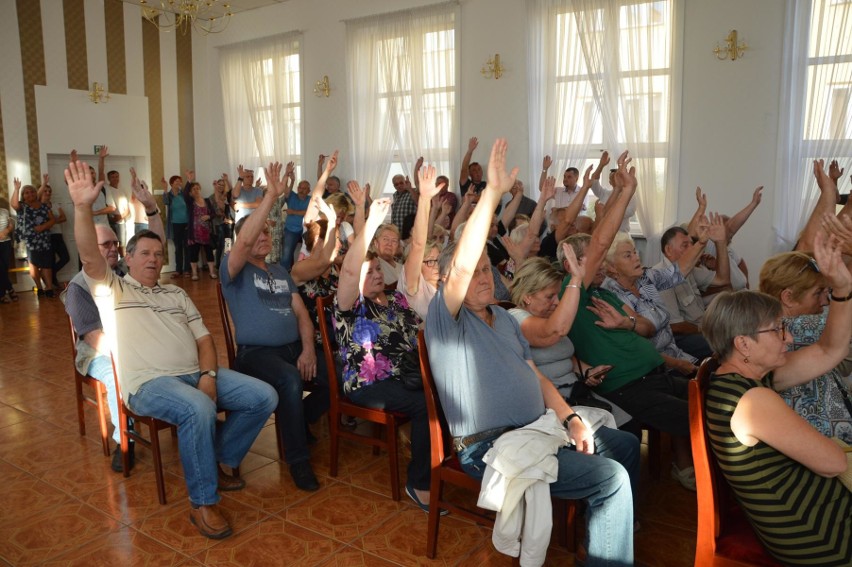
[758,249,852,443]
[702,231,851,566]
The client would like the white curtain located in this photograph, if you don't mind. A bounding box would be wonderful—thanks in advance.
[345,3,459,198]
[774,0,852,251]
[219,33,302,173]
[527,0,682,264]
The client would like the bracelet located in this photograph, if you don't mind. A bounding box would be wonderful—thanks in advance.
[566,284,581,289]
[146,209,159,217]
[562,413,581,429]
[628,315,637,331]
[237,177,244,182]
[829,288,852,302]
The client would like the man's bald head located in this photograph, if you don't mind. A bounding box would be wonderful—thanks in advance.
[95,225,120,268]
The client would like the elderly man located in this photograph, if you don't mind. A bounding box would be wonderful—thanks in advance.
[426,139,638,566]
[222,161,329,492]
[64,171,164,472]
[390,173,417,229]
[459,137,487,196]
[66,159,277,540]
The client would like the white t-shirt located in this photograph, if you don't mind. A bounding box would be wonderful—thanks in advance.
[0,209,12,242]
[108,185,133,225]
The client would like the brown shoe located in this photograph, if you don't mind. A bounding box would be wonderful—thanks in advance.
[218,465,246,492]
[189,505,232,539]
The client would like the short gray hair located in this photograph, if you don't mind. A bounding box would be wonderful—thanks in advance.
[605,232,634,265]
[557,233,591,266]
[702,291,782,361]
[126,230,163,255]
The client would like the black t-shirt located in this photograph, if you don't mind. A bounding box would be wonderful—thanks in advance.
[460,178,487,197]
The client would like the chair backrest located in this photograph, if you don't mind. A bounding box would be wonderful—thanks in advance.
[216,282,236,368]
[417,330,453,468]
[315,294,344,405]
[68,315,80,360]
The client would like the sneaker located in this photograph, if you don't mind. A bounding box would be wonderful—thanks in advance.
[671,463,696,491]
[111,442,135,473]
[289,461,319,492]
[405,483,449,515]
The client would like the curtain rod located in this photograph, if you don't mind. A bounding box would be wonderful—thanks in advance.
[341,1,459,25]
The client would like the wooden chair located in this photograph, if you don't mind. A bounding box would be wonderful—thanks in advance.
[216,281,285,461]
[315,294,409,501]
[690,358,782,567]
[111,355,177,505]
[68,317,111,456]
[417,330,577,559]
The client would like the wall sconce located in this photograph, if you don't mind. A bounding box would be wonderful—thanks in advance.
[88,82,110,104]
[713,30,747,61]
[481,54,505,80]
[313,75,330,98]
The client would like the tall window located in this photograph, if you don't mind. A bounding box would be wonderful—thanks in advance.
[775,0,852,249]
[219,33,303,178]
[346,4,458,196]
[528,0,680,257]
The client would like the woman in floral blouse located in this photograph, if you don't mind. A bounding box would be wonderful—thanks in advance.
[10,178,55,297]
[334,177,437,513]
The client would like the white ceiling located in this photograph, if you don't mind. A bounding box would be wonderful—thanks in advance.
[119,0,290,19]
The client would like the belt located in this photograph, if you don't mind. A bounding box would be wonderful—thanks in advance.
[452,425,514,453]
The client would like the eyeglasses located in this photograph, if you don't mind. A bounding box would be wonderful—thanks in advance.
[756,321,787,339]
[795,257,820,277]
[98,240,120,249]
[423,259,439,267]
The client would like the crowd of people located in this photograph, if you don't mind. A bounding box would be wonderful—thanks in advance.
[4,136,849,565]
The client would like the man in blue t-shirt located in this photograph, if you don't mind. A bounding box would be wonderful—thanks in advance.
[280,174,311,271]
[221,162,329,492]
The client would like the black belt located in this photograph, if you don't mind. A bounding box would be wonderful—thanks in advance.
[452,425,515,453]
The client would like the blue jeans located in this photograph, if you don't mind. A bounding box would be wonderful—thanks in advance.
[459,426,638,567]
[126,368,277,506]
[348,379,431,491]
[236,342,330,465]
[280,229,303,271]
[88,355,122,444]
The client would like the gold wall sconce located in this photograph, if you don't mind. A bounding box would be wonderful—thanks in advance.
[88,82,110,104]
[314,75,331,97]
[481,53,505,79]
[713,30,747,61]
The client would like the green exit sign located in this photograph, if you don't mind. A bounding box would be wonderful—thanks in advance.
[94,145,104,154]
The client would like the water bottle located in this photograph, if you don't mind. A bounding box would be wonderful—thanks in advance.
[224,237,232,254]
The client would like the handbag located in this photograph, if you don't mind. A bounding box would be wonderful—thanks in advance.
[397,348,424,390]
[566,381,613,412]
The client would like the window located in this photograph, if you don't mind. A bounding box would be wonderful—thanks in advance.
[219,34,303,178]
[346,5,458,197]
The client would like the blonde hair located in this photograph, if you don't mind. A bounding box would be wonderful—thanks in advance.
[324,193,354,218]
[605,232,635,265]
[759,251,825,302]
[511,257,563,306]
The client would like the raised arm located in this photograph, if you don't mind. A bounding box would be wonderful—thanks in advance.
[686,187,708,239]
[304,151,338,224]
[232,164,246,199]
[459,137,478,189]
[97,146,109,184]
[36,174,49,199]
[290,197,339,286]
[538,155,552,192]
[337,195,391,311]
[65,161,107,281]
[500,181,525,228]
[725,186,763,239]
[561,166,594,229]
[443,139,518,318]
[130,168,165,242]
[348,180,367,237]
[450,190,476,238]
[589,151,611,199]
[403,165,443,296]
[796,160,839,252]
[10,177,21,211]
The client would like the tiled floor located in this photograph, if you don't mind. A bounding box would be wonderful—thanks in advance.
[0,276,698,566]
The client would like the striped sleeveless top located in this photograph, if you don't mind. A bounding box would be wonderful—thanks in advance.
[705,373,851,566]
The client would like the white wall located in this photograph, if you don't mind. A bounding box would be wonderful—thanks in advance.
[192,0,789,276]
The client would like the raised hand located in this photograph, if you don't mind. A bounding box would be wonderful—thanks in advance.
[264,162,284,197]
[367,197,392,228]
[285,161,295,177]
[160,176,168,190]
[614,152,636,192]
[588,297,630,330]
[814,226,852,292]
[820,213,852,244]
[70,149,78,162]
[467,137,479,153]
[237,164,246,179]
[542,155,553,171]
[562,242,585,282]
[131,176,157,211]
[751,186,763,206]
[185,169,195,182]
[325,150,339,174]
[314,195,337,227]
[695,214,711,243]
[814,159,834,191]
[485,138,519,195]
[593,151,610,179]
[404,175,412,191]
[221,173,229,182]
[440,200,453,216]
[347,180,367,207]
[706,212,727,243]
[541,176,557,203]
[829,160,845,182]
[417,164,444,200]
[695,187,707,209]
[581,165,594,189]
[13,178,21,192]
[98,145,109,158]
[65,161,103,207]
[415,156,424,172]
[43,173,49,186]
[129,167,139,190]
[500,234,532,262]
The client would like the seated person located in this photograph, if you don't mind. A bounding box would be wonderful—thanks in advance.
[334,196,434,511]
[67,160,277,540]
[64,177,164,471]
[759,250,852,443]
[426,139,639,566]
[371,224,402,286]
[221,162,330,492]
[702,233,851,566]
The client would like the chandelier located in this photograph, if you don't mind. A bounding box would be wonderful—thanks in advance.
[138,0,233,35]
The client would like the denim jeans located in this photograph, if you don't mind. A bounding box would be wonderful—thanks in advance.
[88,355,122,444]
[348,379,431,491]
[280,229,303,271]
[236,342,330,465]
[459,425,638,567]
[126,368,277,506]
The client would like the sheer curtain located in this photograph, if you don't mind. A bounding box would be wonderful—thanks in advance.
[527,0,682,264]
[345,3,459,198]
[219,33,302,172]
[774,0,852,251]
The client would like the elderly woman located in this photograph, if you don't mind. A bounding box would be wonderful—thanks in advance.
[334,191,435,512]
[10,178,55,297]
[185,182,217,280]
[372,223,402,285]
[758,250,852,443]
[702,233,851,566]
[601,219,727,375]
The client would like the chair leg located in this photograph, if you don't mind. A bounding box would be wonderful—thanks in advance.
[95,383,111,457]
[75,379,87,437]
[150,423,167,505]
[371,422,381,456]
[387,419,401,501]
[426,475,443,558]
[120,415,133,479]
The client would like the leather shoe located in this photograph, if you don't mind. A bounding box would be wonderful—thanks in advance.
[218,465,246,492]
[289,461,319,491]
[189,505,232,539]
[111,442,135,473]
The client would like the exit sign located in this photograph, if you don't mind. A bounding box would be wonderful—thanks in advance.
[94,145,104,154]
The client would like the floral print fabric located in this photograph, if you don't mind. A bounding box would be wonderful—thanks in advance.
[333,291,421,395]
[16,203,52,252]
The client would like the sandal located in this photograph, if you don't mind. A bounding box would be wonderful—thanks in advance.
[209,272,218,279]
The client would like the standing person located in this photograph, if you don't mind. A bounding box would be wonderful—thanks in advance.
[207,175,234,270]
[0,199,16,303]
[459,137,487,196]
[232,166,263,223]
[280,163,311,271]
[98,146,133,249]
[184,174,217,280]
[38,178,70,287]
[162,173,190,278]
[66,158,277,540]
[10,178,55,297]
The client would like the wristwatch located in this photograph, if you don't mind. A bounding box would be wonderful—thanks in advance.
[200,370,217,379]
[829,287,852,302]
[562,413,581,429]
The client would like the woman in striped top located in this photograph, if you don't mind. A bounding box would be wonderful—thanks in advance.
[701,232,851,566]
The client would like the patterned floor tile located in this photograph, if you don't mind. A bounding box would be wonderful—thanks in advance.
[41,526,192,566]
